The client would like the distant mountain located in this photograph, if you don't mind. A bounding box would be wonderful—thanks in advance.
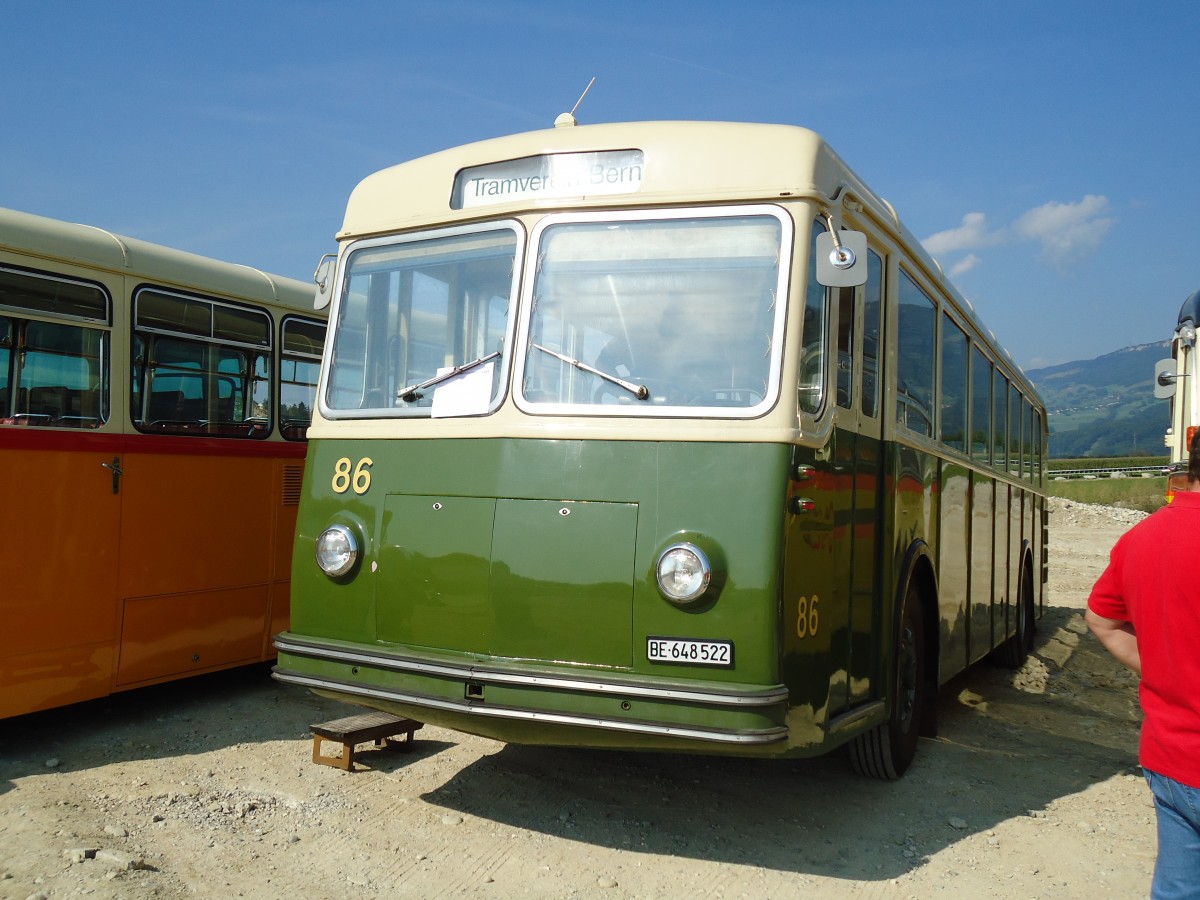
[1026,342,1172,458]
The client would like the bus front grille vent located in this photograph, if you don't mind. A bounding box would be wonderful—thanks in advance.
[281,465,304,506]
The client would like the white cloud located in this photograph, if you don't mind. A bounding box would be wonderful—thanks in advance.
[922,212,997,255]
[922,195,1116,274]
[1012,195,1116,266]
[949,253,981,277]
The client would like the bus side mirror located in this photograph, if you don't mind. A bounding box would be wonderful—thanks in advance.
[815,230,868,288]
[313,253,337,310]
[1154,358,1179,400]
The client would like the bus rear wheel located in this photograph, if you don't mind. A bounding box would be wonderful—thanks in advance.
[849,585,926,780]
[997,561,1035,669]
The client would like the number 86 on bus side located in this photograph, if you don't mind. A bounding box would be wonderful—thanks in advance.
[796,595,820,639]
[331,457,373,495]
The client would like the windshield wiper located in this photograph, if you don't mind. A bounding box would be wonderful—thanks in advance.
[532,343,648,400]
[397,351,501,402]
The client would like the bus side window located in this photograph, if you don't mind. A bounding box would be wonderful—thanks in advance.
[835,286,854,409]
[800,220,829,413]
[1009,388,1023,478]
[0,264,110,428]
[16,320,105,428]
[993,370,1009,471]
[0,316,11,421]
[1031,407,1043,481]
[940,313,968,453]
[896,270,936,436]
[132,289,271,437]
[861,251,883,419]
[971,346,992,463]
[280,316,326,440]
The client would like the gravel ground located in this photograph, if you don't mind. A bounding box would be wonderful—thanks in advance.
[0,498,1156,898]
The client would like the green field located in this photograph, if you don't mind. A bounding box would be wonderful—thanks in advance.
[1047,473,1168,512]
[1047,455,1168,471]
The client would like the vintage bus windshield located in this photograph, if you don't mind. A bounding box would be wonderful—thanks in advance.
[517,208,790,415]
[321,209,793,419]
[324,224,520,416]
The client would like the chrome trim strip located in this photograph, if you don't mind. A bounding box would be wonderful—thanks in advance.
[272,669,788,746]
[826,700,886,735]
[274,636,789,708]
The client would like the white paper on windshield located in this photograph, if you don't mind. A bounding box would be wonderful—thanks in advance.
[431,362,494,418]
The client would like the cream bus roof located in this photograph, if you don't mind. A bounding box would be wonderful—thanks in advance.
[341,121,893,238]
[0,205,317,312]
[340,120,1040,405]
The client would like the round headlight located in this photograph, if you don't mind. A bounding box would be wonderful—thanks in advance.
[656,543,712,604]
[315,524,359,578]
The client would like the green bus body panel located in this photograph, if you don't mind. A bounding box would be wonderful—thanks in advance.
[283,438,839,752]
[938,462,971,675]
[293,438,787,684]
[281,430,1043,756]
[378,495,495,654]
[969,474,995,663]
[377,495,638,663]
[490,499,638,665]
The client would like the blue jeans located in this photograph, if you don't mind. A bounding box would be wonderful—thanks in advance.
[1146,769,1200,898]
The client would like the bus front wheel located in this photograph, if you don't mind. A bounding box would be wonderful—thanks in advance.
[849,585,926,780]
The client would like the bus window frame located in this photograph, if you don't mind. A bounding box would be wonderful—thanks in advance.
[130,285,274,438]
[0,263,112,327]
[894,265,938,439]
[799,218,830,419]
[0,265,113,428]
[1009,386,1023,479]
[834,282,855,412]
[860,248,884,422]
[319,219,525,421]
[512,204,794,420]
[279,314,326,441]
[970,344,994,466]
[993,368,1009,471]
[939,309,970,455]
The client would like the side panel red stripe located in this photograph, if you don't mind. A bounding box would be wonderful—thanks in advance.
[0,427,309,459]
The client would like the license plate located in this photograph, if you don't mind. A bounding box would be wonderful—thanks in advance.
[646,637,734,667]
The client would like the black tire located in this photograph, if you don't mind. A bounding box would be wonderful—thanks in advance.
[997,561,1035,669]
[849,584,926,780]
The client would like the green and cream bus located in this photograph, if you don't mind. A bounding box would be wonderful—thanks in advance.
[273,119,1047,779]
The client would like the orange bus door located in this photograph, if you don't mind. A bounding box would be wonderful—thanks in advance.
[0,437,123,717]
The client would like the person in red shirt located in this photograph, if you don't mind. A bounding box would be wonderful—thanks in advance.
[1088,436,1200,899]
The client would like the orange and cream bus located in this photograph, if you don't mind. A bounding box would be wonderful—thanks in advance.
[0,206,326,719]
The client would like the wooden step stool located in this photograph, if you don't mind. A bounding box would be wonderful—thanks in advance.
[310,711,423,771]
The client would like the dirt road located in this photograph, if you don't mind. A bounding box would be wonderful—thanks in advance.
[0,499,1156,898]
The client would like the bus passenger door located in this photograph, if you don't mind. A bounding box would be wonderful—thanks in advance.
[847,250,884,707]
[1,432,123,717]
[116,445,275,686]
[829,249,885,714]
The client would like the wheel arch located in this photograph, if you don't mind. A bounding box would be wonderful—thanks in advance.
[1019,537,1037,625]
[895,539,939,738]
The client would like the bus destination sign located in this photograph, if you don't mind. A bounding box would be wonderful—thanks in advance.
[452,150,644,210]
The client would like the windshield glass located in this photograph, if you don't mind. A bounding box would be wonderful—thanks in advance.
[517,209,789,415]
[324,224,520,417]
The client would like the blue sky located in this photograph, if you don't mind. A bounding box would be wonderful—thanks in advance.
[3,1,1197,370]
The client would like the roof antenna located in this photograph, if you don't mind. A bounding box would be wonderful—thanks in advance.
[555,77,596,128]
